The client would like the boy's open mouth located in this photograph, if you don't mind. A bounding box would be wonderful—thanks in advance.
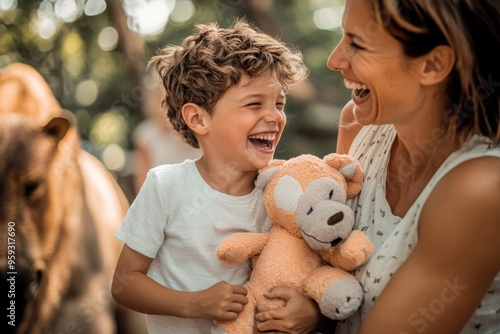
[248,133,276,151]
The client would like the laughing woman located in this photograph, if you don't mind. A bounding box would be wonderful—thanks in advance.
[327,0,500,333]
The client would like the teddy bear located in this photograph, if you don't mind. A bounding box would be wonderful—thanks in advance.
[214,153,374,334]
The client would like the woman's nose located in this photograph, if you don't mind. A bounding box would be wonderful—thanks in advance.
[327,43,349,71]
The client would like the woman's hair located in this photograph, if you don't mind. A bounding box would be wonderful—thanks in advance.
[148,19,308,148]
[373,0,500,144]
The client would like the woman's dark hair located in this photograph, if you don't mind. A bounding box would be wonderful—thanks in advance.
[374,0,500,144]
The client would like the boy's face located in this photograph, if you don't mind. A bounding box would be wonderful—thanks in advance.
[204,72,287,172]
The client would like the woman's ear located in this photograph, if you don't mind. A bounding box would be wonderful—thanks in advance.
[420,45,455,85]
[181,103,209,135]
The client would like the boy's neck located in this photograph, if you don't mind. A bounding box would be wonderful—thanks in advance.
[195,158,257,196]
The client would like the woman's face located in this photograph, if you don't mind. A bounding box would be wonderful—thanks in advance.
[328,0,426,127]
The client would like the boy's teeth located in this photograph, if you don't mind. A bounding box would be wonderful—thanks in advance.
[248,134,276,140]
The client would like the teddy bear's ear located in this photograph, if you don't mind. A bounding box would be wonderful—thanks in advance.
[323,153,364,198]
[255,159,285,189]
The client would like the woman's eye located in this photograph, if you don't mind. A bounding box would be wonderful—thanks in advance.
[350,42,364,50]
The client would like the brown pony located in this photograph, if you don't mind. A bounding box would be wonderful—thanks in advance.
[0,63,146,334]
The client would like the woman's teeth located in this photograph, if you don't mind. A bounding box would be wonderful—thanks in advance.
[344,80,370,99]
[344,80,368,91]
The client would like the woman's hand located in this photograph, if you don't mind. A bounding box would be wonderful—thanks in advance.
[255,287,321,334]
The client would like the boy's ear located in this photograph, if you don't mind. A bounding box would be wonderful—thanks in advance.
[420,45,455,85]
[181,103,208,135]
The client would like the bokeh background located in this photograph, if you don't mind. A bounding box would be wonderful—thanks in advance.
[0,0,350,201]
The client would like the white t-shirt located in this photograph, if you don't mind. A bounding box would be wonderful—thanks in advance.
[115,159,271,334]
[336,124,500,334]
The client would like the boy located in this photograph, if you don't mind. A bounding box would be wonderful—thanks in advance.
[111,19,308,333]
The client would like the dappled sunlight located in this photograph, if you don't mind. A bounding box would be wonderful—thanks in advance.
[53,0,82,23]
[0,0,15,11]
[313,5,344,30]
[97,26,119,51]
[75,79,98,106]
[102,143,126,171]
[90,110,128,146]
[170,0,195,24]
[122,0,175,37]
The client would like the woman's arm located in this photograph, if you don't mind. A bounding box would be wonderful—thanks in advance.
[336,100,363,154]
[359,156,500,333]
[111,244,248,321]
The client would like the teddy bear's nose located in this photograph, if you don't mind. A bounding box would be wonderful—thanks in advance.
[328,212,344,225]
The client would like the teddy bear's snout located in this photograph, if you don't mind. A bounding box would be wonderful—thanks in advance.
[297,200,356,251]
[328,212,344,226]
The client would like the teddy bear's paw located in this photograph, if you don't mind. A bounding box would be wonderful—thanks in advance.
[216,249,239,265]
[319,277,363,320]
[342,231,374,258]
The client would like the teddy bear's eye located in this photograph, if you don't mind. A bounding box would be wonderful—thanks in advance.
[307,207,313,215]
[329,190,334,200]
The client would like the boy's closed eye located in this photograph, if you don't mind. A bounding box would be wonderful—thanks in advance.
[244,102,286,111]
[245,102,262,107]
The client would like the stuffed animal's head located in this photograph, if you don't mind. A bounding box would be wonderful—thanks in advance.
[256,153,363,251]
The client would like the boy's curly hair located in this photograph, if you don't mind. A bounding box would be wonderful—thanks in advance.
[147,19,308,148]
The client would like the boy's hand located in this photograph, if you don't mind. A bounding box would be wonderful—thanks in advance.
[188,281,248,321]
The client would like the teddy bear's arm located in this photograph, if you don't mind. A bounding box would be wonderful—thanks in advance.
[318,230,374,271]
[216,232,270,265]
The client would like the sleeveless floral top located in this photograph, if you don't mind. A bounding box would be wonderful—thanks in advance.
[336,124,500,334]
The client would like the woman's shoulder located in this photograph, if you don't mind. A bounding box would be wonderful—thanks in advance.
[432,137,500,207]
[435,155,500,209]
[419,154,500,263]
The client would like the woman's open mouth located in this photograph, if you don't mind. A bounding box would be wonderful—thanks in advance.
[248,133,276,152]
[345,79,370,101]
[354,87,370,99]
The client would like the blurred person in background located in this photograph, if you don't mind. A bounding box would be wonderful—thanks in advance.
[133,77,201,193]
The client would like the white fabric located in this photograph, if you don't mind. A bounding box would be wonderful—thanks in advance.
[336,124,500,334]
[115,159,271,334]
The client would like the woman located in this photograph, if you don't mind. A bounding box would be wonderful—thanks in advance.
[330,0,500,333]
[257,0,500,333]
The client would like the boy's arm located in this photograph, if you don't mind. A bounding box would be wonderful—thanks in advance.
[111,244,248,321]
